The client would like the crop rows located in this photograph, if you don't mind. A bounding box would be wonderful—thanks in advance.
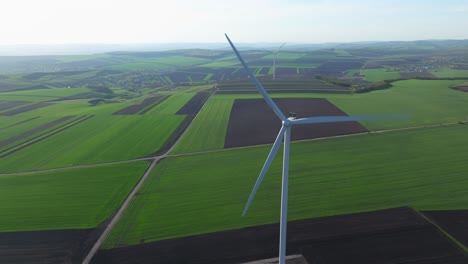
[216,80,352,94]
[0,102,53,116]
[0,101,29,112]
[104,124,468,247]
[0,162,149,231]
[0,115,74,148]
[0,115,94,159]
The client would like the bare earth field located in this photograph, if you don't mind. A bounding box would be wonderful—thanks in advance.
[423,210,468,248]
[0,227,102,264]
[92,207,467,264]
[153,91,213,155]
[224,98,368,148]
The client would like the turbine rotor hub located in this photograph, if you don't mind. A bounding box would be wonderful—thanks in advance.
[283,119,292,127]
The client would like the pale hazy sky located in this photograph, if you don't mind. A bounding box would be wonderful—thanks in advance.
[1,0,468,45]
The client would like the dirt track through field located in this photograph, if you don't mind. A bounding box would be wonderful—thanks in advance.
[82,90,216,264]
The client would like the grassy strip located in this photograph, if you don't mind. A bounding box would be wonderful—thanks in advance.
[0,116,74,148]
[105,124,468,247]
[0,94,193,173]
[138,95,170,115]
[0,115,94,158]
[171,96,233,154]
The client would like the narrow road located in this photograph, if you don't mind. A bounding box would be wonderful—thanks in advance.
[82,91,215,263]
[81,119,467,263]
[81,157,160,264]
[0,120,465,177]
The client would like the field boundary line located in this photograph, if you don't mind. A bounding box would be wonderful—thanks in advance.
[414,210,468,254]
[167,89,217,154]
[168,121,468,157]
[1,120,465,176]
[82,158,159,264]
[82,89,216,263]
[0,115,94,159]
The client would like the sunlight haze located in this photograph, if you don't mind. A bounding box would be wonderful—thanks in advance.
[1,0,468,44]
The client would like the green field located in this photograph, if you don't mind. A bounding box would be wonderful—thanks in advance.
[360,69,400,82]
[431,68,468,78]
[104,124,468,248]
[171,97,233,153]
[0,161,149,231]
[0,87,91,102]
[262,52,306,60]
[2,42,468,257]
[111,56,210,71]
[0,93,194,173]
[172,79,468,153]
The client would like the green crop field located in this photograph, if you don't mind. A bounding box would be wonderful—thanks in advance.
[0,161,149,231]
[2,41,468,261]
[0,116,57,141]
[0,87,91,102]
[0,93,195,173]
[0,88,90,102]
[431,67,468,78]
[360,69,400,82]
[111,56,210,71]
[172,79,468,154]
[262,53,306,60]
[171,96,233,154]
[104,124,468,248]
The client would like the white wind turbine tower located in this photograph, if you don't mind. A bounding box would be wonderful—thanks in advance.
[225,34,375,264]
[264,43,286,80]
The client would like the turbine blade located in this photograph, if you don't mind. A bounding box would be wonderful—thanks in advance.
[263,48,274,54]
[274,42,286,53]
[225,34,286,121]
[242,126,287,216]
[290,115,377,125]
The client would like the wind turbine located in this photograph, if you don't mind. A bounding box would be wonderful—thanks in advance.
[264,43,286,80]
[225,34,375,264]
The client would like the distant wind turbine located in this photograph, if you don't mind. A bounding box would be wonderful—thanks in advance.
[264,43,286,80]
[225,33,377,264]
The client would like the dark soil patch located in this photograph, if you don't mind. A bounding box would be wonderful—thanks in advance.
[224,98,368,148]
[92,207,467,264]
[451,86,468,92]
[400,72,436,79]
[311,60,365,77]
[259,67,270,75]
[216,89,350,94]
[216,80,352,95]
[138,95,169,115]
[0,101,29,112]
[0,218,111,264]
[0,117,40,131]
[423,210,468,247]
[15,84,50,91]
[276,67,298,75]
[0,102,53,116]
[150,91,214,156]
[176,91,212,115]
[113,96,169,115]
[0,116,74,148]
